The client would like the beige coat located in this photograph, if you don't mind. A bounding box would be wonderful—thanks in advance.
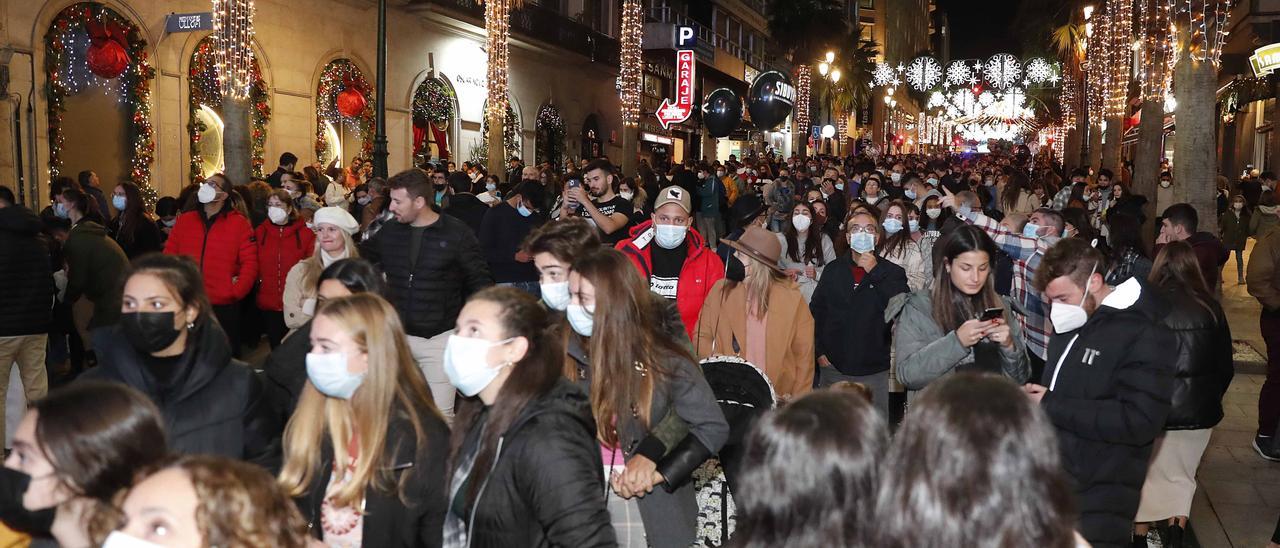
[694,279,815,399]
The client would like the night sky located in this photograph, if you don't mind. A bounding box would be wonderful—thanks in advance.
[935,0,1023,60]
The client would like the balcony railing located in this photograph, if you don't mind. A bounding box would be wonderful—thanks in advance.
[411,0,621,67]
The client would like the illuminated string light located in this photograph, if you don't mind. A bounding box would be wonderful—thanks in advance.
[1138,0,1173,101]
[189,34,270,181]
[1174,0,1230,65]
[1086,2,1110,127]
[314,59,374,161]
[796,65,811,134]
[1105,0,1133,119]
[618,0,643,127]
[484,0,511,129]
[211,0,255,100]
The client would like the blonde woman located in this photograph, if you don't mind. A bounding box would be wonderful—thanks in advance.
[282,207,360,329]
[278,293,449,546]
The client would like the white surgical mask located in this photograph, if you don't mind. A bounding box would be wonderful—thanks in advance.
[905,189,917,200]
[53,202,69,219]
[1049,262,1097,334]
[908,219,919,232]
[197,183,218,204]
[654,223,688,249]
[111,195,127,211]
[102,531,165,548]
[882,218,903,234]
[849,232,876,253]
[791,214,812,232]
[486,182,498,192]
[540,281,570,311]
[357,195,372,206]
[926,208,941,219]
[890,172,902,183]
[305,352,365,399]
[443,335,514,397]
[267,206,289,225]
[566,303,595,337]
[926,177,939,187]
[620,191,635,201]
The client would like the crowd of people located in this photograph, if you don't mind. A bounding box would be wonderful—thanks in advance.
[0,146,1274,548]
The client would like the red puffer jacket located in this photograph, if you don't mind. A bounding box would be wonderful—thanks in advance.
[164,208,258,306]
[616,220,724,340]
[253,219,315,311]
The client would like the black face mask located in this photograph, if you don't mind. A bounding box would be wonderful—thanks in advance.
[120,311,182,354]
[0,467,54,536]
[725,253,746,283]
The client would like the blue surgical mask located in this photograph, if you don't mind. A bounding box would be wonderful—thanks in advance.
[435,190,445,204]
[53,202,69,219]
[882,218,903,234]
[905,189,917,200]
[443,335,514,397]
[927,177,939,187]
[655,224,688,249]
[1022,222,1041,238]
[486,183,498,192]
[517,204,534,217]
[305,352,365,399]
[540,281,570,310]
[908,219,919,232]
[112,195,127,211]
[849,232,876,254]
[566,303,595,337]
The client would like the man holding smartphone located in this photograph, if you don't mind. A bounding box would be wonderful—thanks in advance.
[561,159,633,246]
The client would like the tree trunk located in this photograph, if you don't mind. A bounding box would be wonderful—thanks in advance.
[1134,98,1163,247]
[1103,115,1124,176]
[621,126,638,178]
[1173,44,1219,235]
[1088,122,1103,175]
[221,98,252,186]
[487,112,504,176]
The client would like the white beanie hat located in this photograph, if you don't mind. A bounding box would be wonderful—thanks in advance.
[313,207,359,234]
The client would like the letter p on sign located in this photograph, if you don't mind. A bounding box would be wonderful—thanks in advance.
[676,26,696,49]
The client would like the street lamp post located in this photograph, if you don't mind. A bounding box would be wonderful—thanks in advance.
[816,51,841,154]
[372,0,389,179]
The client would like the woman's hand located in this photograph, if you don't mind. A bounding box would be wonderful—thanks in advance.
[611,455,664,499]
[955,319,993,347]
[985,321,1013,348]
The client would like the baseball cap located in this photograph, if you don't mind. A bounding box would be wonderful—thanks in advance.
[654,185,692,214]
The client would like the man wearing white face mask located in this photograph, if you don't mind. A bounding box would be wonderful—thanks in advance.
[1026,239,1176,548]
[617,186,724,340]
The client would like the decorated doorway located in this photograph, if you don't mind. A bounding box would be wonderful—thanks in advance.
[315,59,374,169]
[411,77,457,165]
[187,34,271,182]
[475,98,521,165]
[44,2,157,203]
[535,103,565,169]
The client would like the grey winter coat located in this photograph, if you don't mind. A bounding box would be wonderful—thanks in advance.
[886,289,1030,390]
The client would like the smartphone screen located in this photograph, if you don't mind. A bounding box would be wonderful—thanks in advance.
[980,307,1004,321]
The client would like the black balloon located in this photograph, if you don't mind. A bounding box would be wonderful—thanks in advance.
[702,88,743,138]
[748,71,795,131]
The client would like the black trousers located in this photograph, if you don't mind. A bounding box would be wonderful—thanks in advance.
[261,310,288,349]
[212,303,242,359]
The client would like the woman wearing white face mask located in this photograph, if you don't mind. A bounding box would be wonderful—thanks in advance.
[565,248,727,548]
[442,287,614,547]
[777,202,836,303]
[281,207,360,330]
[255,189,316,348]
[278,293,450,547]
[878,201,928,291]
[888,226,1029,395]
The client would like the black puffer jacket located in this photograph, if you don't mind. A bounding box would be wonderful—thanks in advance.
[262,322,311,425]
[448,378,614,547]
[0,205,53,337]
[362,215,493,338]
[1156,286,1234,430]
[1040,279,1175,548]
[297,399,450,548]
[84,320,282,471]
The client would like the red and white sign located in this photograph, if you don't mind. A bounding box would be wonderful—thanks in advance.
[657,50,695,129]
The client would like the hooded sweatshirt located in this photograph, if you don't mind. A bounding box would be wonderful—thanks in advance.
[0,205,54,336]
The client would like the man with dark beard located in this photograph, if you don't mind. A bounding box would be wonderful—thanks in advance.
[560,159,633,246]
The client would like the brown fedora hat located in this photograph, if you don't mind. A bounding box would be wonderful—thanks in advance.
[724,226,784,273]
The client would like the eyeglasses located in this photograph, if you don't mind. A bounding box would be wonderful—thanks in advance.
[847,225,877,234]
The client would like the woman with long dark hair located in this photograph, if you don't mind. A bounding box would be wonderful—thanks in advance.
[566,248,727,547]
[3,381,168,547]
[998,170,1037,216]
[731,389,888,548]
[872,373,1079,547]
[1105,212,1152,285]
[878,200,927,291]
[889,226,1029,392]
[778,201,836,303]
[443,287,613,546]
[1133,241,1234,547]
[107,182,163,258]
[278,293,449,546]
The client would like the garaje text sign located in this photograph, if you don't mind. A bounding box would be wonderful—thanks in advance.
[656,27,697,130]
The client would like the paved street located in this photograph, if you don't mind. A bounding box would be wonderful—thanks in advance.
[1193,238,1279,547]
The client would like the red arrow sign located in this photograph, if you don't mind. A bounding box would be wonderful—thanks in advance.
[656,50,696,129]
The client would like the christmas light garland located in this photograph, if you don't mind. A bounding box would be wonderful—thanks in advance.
[314,59,374,162]
[479,98,522,163]
[484,0,511,132]
[796,65,811,135]
[1138,0,1173,101]
[1176,0,1231,64]
[188,34,270,182]
[211,0,255,100]
[44,2,156,205]
[412,78,455,125]
[618,0,643,127]
[536,104,565,166]
[1105,0,1132,119]
[1086,3,1110,127]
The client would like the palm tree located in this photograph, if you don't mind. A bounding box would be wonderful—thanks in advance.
[768,0,849,157]
[480,0,523,175]
[1172,3,1222,235]
[1132,0,1172,245]
[812,26,878,152]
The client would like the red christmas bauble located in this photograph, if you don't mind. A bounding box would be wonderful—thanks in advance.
[336,87,366,118]
[87,39,129,79]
